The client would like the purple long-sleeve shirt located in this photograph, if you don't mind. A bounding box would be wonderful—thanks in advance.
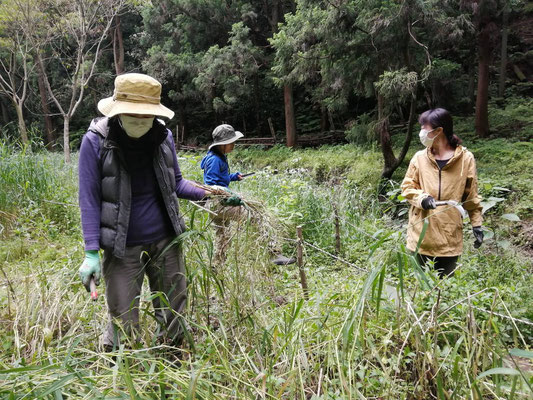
[79,118,205,251]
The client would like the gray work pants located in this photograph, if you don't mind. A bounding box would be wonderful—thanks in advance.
[102,236,187,348]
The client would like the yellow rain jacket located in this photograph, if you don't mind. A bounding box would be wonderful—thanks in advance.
[401,145,483,257]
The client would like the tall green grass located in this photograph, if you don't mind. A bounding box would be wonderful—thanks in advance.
[0,141,78,237]
[1,144,532,399]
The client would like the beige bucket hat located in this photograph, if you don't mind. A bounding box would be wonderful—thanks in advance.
[208,124,244,150]
[97,73,175,119]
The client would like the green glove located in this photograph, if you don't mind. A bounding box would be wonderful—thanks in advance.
[79,250,101,292]
[221,195,244,207]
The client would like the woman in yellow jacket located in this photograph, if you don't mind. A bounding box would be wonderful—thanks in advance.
[401,108,484,277]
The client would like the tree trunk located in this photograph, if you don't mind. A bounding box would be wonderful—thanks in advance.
[207,84,215,113]
[320,105,329,133]
[498,3,509,98]
[13,100,28,145]
[253,74,263,135]
[63,116,71,163]
[113,16,125,75]
[396,95,417,168]
[378,94,417,180]
[377,94,396,179]
[271,0,280,31]
[178,105,187,144]
[0,97,9,124]
[270,0,297,147]
[467,63,476,112]
[328,111,336,131]
[475,26,491,138]
[268,117,276,143]
[284,84,297,147]
[35,54,55,150]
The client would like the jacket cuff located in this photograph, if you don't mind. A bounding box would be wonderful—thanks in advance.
[470,213,483,228]
[84,240,100,252]
[415,193,430,209]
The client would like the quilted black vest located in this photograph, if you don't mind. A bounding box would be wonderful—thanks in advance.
[92,117,185,258]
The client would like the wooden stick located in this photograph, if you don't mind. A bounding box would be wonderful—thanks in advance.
[297,226,309,300]
[333,204,341,255]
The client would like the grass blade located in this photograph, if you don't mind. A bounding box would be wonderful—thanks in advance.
[477,367,521,379]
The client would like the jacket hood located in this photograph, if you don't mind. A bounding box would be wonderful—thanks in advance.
[200,150,225,170]
[88,117,110,137]
[426,145,465,164]
[426,145,468,176]
[200,154,208,170]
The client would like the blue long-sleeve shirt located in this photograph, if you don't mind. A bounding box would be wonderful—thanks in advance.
[200,151,240,187]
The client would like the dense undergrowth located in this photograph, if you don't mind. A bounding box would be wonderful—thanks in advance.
[0,130,532,398]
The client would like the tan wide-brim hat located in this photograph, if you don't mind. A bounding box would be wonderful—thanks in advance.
[97,73,175,119]
[208,124,244,150]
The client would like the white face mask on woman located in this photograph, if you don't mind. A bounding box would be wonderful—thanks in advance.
[119,115,154,138]
[419,127,440,147]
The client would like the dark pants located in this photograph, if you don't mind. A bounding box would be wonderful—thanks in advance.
[416,254,459,278]
[102,236,187,348]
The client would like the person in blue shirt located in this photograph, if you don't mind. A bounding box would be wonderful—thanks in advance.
[200,124,243,187]
[201,124,295,267]
[201,124,244,265]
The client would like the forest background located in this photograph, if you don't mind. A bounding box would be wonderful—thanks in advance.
[0,0,531,174]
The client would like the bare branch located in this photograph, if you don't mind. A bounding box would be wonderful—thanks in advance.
[35,52,66,115]
[407,20,431,72]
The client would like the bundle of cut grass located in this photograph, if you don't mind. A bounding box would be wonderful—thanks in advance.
[191,182,264,211]
[190,181,289,246]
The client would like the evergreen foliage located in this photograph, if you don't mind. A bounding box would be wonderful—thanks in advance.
[0,0,530,156]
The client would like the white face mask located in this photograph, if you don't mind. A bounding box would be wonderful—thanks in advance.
[119,115,154,138]
[419,127,440,147]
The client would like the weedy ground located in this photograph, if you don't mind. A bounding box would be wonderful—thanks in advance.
[0,133,532,399]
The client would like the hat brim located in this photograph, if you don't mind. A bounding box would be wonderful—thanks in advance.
[208,131,244,150]
[98,97,175,119]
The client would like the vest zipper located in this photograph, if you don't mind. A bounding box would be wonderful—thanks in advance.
[104,140,129,170]
[438,169,442,200]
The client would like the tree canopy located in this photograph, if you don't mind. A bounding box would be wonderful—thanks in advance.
[0,0,531,175]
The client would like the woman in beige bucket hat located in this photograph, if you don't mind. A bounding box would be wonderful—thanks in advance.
[78,73,207,354]
[97,73,175,119]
